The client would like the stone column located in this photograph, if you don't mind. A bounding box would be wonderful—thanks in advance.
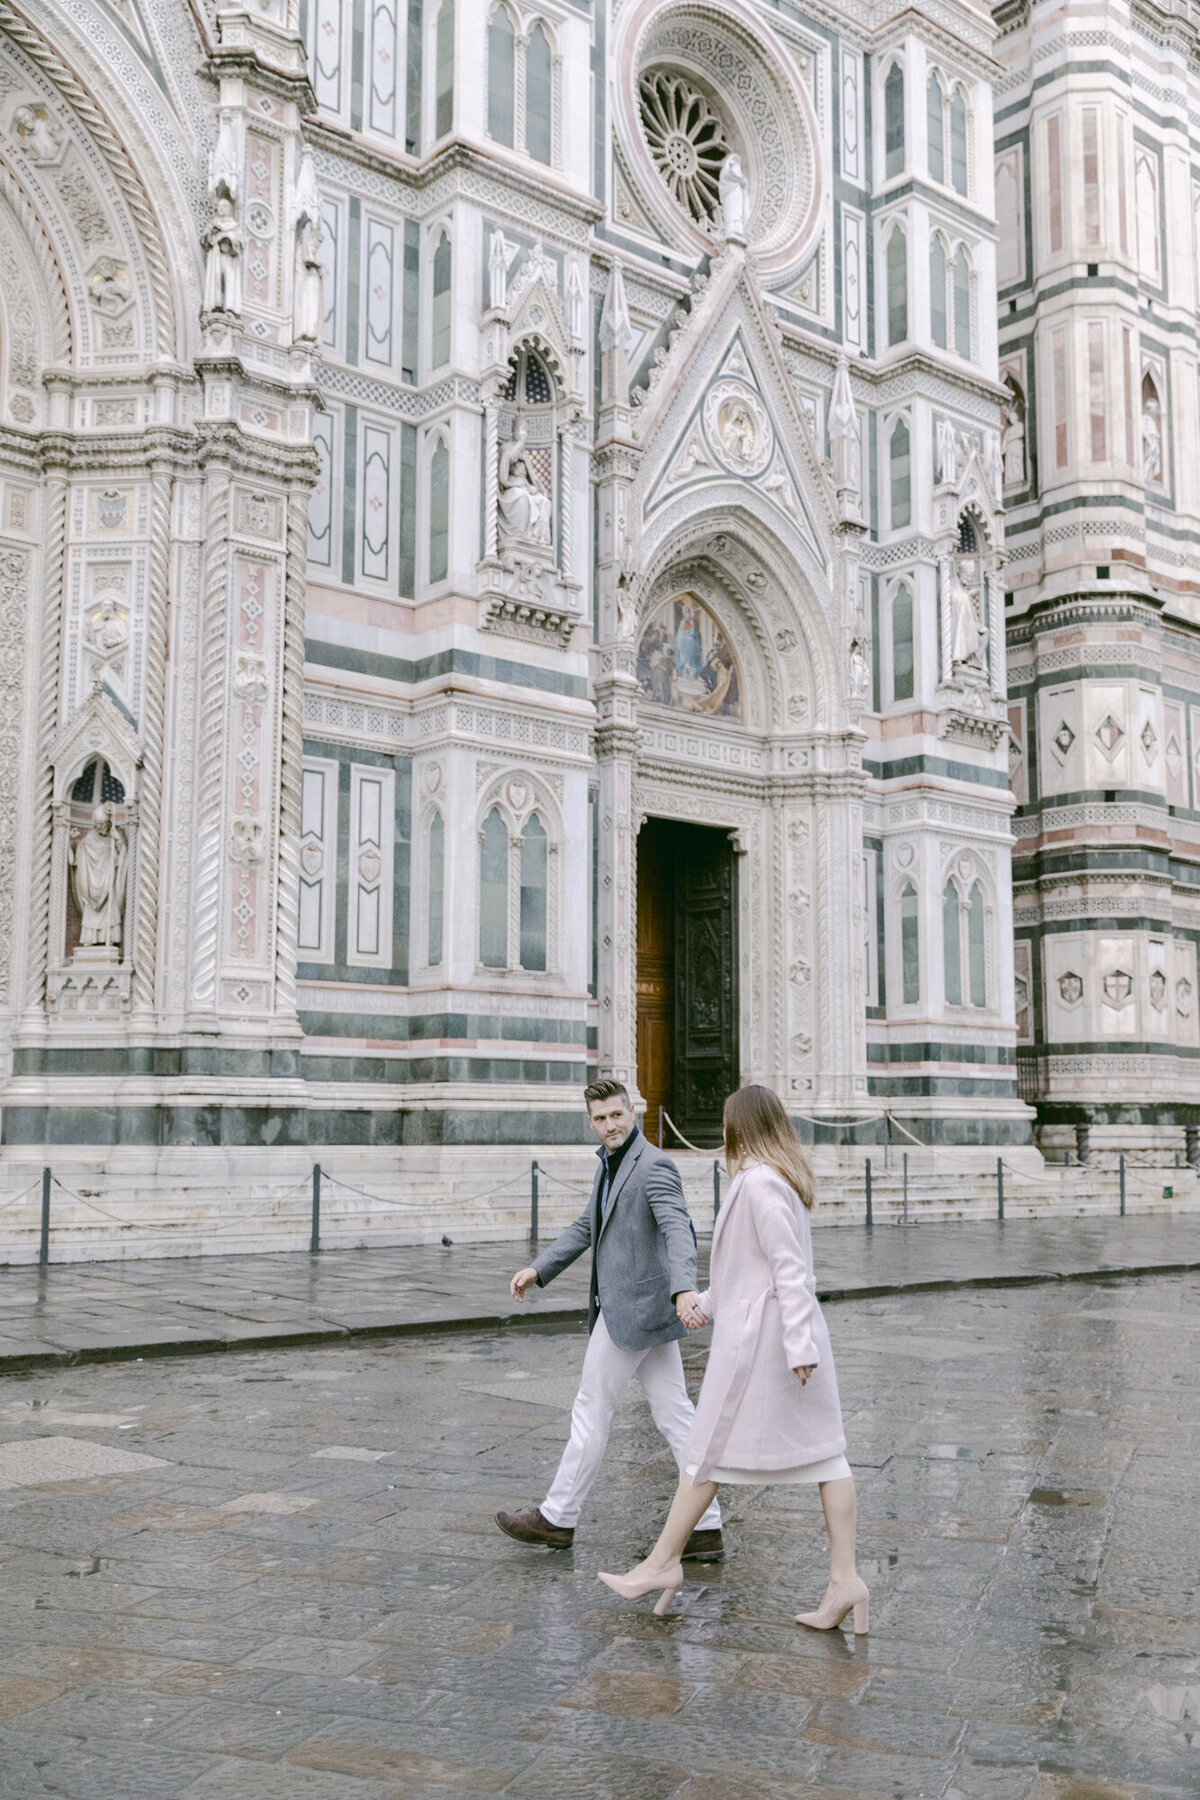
[594,705,639,1090]
[20,463,69,1027]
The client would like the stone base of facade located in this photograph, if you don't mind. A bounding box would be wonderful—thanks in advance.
[3,1134,1191,1266]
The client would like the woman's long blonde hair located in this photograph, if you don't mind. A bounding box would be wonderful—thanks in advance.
[723,1084,815,1209]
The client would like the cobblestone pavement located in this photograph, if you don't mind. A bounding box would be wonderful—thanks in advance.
[0,1272,1197,1798]
[2,1215,1199,1370]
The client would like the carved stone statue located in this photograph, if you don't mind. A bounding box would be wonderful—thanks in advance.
[936,415,960,486]
[82,596,129,669]
[1142,392,1162,486]
[849,637,869,702]
[949,557,987,674]
[13,102,63,163]
[985,432,1003,506]
[203,197,244,315]
[718,152,749,243]
[69,802,127,954]
[293,217,324,344]
[1001,395,1025,487]
[498,424,552,546]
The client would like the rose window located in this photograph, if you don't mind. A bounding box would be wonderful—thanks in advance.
[637,71,730,224]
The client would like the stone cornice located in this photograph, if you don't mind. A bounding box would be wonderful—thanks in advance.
[308,132,603,236]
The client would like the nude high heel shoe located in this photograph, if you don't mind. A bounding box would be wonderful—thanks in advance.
[597,1564,684,1617]
[796,1575,869,1635]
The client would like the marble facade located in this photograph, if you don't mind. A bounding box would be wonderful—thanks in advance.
[0,0,1191,1242]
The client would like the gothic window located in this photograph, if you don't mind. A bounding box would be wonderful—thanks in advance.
[900,881,920,1005]
[427,810,445,966]
[949,87,968,195]
[1082,107,1100,247]
[526,24,554,165]
[1142,370,1164,488]
[930,234,947,348]
[892,582,914,702]
[1051,329,1068,468]
[944,875,988,1007]
[428,436,449,582]
[1088,322,1106,462]
[943,881,962,1006]
[638,69,730,225]
[1135,148,1161,283]
[1046,114,1063,254]
[927,74,944,183]
[884,63,904,179]
[889,420,911,530]
[886,225,907,346]
[995,148,1023,286]
[487,5,516,147]
[968,883,986,1006]
[520,813,548,971]
[431,230,451,367]
[435,0,454,137]
[479,807,508,968]
[952,247,971,359]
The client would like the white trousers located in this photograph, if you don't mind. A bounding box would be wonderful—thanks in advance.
[541,1312,722,1531]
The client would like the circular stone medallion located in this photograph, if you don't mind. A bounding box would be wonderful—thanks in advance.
[704,380,774,477]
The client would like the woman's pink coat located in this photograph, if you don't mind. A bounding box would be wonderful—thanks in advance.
[686,1159,846,1480]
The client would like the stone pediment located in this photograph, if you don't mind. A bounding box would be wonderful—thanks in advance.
[632,251,835,571]
[496,244,584,406]
[50,684,143,803]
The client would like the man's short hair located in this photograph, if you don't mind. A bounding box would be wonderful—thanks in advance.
[584,1077,631,1111]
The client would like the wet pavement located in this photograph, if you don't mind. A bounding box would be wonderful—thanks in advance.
[0,1271,1197,1797]
[1,1215,1199,1371]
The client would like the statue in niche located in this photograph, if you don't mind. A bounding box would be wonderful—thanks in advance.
[69,802,127,955]
[1142,389,1163,486]
[203,197,244,315]
[849,637,869,702]
[718,152,749,243]
[949,557,987,674]
[498,423,552,547]
[293,215,324,344]
[82,595,128,670]
[1001,389,1026,488]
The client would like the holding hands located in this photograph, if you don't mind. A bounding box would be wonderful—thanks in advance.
[675,1289,708,1331]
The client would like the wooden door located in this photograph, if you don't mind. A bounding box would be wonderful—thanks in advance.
[636,820,675,1142]
[674,827,737,1146]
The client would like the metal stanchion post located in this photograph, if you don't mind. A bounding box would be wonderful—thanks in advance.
[39,1166,51,1267]
[865,1156,873,1229]
[997,1156,1004,1222]
[530,1160,539,1248]
[310,1164,321,1254]
[659,1105,664,1148]
[1119,1153,1126,1217]
[712,1158,721,1220]
[902,1151,908,1226]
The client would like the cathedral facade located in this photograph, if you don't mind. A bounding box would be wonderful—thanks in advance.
[0,0,1188,1222]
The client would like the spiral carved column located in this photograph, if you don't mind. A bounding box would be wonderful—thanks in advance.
[22,471,68,1018]
[132,465,173,1016]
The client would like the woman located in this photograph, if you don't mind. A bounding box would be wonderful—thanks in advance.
[598,1084,868,1633]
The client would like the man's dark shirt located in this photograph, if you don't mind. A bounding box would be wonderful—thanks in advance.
[599,1124,639,1216]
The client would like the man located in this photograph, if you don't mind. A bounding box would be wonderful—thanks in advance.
[495,1078,723,1560]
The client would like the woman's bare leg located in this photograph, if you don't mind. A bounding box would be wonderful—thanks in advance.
[627,1474,719,1577]
[818,1475,858,1586]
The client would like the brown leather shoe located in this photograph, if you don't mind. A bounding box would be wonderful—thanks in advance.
[495,1506,574,1549]
[682,1527,725,1563]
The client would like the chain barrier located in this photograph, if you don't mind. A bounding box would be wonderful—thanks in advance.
[660,1110,722,1155]
[0,1178,43,1214]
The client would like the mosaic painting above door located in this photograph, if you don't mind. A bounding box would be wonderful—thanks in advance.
[636,595,741,720]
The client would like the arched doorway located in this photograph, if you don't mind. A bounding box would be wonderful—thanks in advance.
[637,816,737,1147]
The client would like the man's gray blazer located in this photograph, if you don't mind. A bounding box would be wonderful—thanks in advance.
[532,1132,697,1352]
